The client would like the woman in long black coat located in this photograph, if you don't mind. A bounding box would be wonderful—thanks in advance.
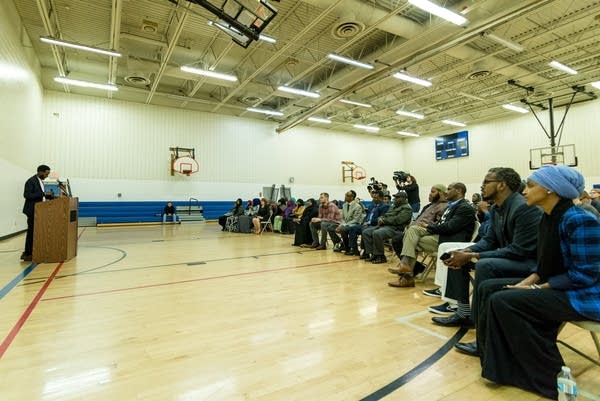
[293,198,318,246]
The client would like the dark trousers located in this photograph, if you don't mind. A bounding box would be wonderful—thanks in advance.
[218,215,228,229]
[479,280,585,400]
[391,231,405,257]
[445,257,535,306]
[341,224,363,250]
[24,214,34,255]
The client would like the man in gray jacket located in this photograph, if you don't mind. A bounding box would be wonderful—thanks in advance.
[361,191,413,264]
[329,190,365,253]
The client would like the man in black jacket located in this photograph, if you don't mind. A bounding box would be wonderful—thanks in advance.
[21,165,53,261]
[389,182,476,288]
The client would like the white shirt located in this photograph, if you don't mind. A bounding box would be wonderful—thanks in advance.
[37,177,46,201]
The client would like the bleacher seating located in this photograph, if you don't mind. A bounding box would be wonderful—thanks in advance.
[79,201,207,225]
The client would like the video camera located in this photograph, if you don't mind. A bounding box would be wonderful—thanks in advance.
[367,177,386,193]
[392,171,410,189]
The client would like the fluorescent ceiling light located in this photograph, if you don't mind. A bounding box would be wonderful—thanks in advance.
[485,33,525,52]
[327,54,373,70]
[307,116,331,124]
[549,61,577,75]
[397,131,420,137]
[408,0,467,26]
[54,77,118,91]
[247,107,283,116]
[339,99,372,108]
[40,36,121,57]
[258,34,276,44]
[180,66,238,82]
[442,119,466,127]
[502,104,528,114]
[277,86,320,98]
[392,72,432,87]
[353,124,379,132]
[396,110,425,119]
[591,81,600,90]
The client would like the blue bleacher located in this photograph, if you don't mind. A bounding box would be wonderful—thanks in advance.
[79,201,233,224]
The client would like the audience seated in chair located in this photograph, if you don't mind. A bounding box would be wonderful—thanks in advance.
[473,165,600,400]
[361,191,412,264]
[432,168,541,331]
[329,190,365,254]
[294,198,318,246]
[309,192,342,250]
[390,184,448,266]
[388,182,476,288]
[219,198,244,231]
[348,190,389,257]
[252,198,271,234]
[282,199,303,234]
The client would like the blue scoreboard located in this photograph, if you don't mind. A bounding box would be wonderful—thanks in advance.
[435,130,469,160]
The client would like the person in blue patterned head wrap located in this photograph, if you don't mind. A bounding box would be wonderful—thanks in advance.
[528,164,585,199]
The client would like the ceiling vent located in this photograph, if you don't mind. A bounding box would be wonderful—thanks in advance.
[124,73,152,86]
[239,95,262,105]
[467,61,492,80]
[331,12,364,39]
[141,19,159,34]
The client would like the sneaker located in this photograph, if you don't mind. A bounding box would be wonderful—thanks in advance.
[428,302,458,315]
[422,288,441,298]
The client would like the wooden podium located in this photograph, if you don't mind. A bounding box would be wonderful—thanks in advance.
[33,197,79,263]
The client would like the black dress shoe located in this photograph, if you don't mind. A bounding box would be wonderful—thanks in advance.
[432,313,474,327]
[371,255,387,264]
[454,341,479,357]
[359,252,370,260]
[344,248,360,256]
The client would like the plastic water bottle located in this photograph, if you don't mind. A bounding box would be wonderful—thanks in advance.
[557,366,577,401]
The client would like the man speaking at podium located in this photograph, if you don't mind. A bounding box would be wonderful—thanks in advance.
[21,165,54,261]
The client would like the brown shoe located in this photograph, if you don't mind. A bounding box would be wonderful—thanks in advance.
[310,243,319,248]
[395,261,412,273]
[388,267,400,275]
[315,245,327,250]
[388,273,415,288]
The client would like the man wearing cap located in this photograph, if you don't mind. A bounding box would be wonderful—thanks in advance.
[441,168,542,356]
[389,182,476,288]
[390,184,449,264]
[360,191,412,264]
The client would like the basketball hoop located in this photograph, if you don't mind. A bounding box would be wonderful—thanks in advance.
[352,166,366,180]
[172,157,199,176]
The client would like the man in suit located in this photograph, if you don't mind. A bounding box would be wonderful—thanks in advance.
[388,182,476,288]
[436,167,541,344]
[22,165,53,261]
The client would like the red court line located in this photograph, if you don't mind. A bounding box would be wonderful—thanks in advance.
[42,258,354,301]
[0,262,65,360]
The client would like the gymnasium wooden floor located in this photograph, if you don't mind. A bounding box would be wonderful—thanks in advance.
[0,222,598,401]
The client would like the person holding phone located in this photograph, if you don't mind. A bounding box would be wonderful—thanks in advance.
[476,165,600,399]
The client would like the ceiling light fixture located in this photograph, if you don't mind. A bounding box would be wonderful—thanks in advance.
[247,107,283,116]
[40,36,122,57]
[408,0,467,26]
[549,60,577,75]
[54,77,118,91]
[502,104,528,114]
[258,34,277,44]
[442,119,466,127]
[180,66,238,82]
[307,116,331,124]
[591,81,600,90]
[392,72,432,87]
[396,110,425,119]
[327,54,374,70]
[353,124,379,132]
[339,99,372,108]
[397,131,420,137]
[278,86,320,98]
[485,32,525,52]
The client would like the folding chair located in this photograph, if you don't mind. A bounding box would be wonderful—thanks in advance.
[259,210,274,234]
[557,320,600,367]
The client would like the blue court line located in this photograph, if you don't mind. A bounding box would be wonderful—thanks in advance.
[0,263,38,301]
[359,326,469,401]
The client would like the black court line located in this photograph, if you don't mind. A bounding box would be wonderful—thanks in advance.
[359,327,469,401]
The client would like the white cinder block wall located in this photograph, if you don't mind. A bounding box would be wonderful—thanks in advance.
[1,0,599,238]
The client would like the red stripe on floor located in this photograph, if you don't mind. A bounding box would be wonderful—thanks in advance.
[42,258,354,301]
[0,262,65,359]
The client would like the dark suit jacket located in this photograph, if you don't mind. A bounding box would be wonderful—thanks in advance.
[426,198,476,243]
[23,175,45,217]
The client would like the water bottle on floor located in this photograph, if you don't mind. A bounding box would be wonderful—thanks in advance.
[557,366,577,401]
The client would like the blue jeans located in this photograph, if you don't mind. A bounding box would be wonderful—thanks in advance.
[163,213,178,223]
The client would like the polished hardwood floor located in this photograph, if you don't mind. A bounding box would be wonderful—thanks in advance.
[0,223,598,401]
